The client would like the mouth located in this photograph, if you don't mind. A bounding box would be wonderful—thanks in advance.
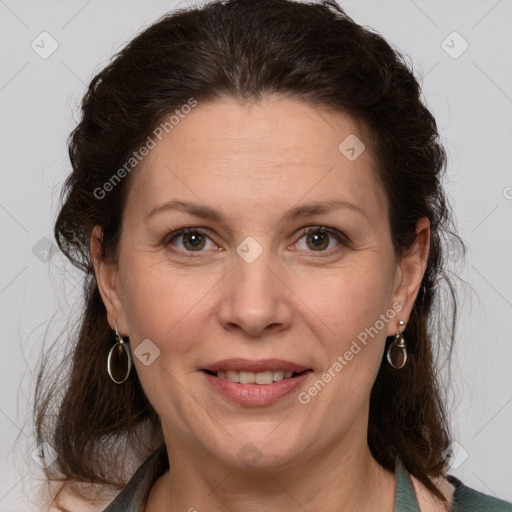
[202,369,310,385]
[201,361,313,406]
[200,358,313,403]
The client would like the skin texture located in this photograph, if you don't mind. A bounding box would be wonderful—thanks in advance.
[91,97,435,511]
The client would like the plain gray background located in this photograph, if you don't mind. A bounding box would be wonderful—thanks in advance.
[0,0,511,509]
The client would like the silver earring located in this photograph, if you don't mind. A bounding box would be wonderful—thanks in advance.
[387,320,407,369]
[107,324,132,384]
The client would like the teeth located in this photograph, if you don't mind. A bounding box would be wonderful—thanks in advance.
[214,369,298,384]
[240,371,255,384]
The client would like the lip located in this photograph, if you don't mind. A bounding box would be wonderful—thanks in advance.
[203,371,312,406]
[202,358,310,373]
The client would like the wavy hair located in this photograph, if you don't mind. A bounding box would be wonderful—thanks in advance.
[34,0,465,504]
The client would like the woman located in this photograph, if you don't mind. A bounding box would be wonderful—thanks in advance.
[34,0,512,510]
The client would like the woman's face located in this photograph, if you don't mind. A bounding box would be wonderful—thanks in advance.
[93,97,429,471]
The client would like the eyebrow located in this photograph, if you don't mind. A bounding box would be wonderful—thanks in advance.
[145,199,368,223]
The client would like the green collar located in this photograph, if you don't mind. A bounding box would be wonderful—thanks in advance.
[103,445,512,511]
[394,457,421,511]
[104,447,420,511]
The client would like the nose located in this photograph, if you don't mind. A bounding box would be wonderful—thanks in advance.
[218,247,293,338]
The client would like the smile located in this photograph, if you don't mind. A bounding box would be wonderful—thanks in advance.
[201,359,313,406]
[204,369,304,385]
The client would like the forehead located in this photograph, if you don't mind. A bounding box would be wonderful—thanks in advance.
[126,97,387,223]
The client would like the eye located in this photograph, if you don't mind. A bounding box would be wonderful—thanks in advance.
[163,226,348,254]
[294,226,347,253]
[164,227,217,252]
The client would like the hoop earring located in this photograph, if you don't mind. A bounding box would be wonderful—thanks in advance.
[107,324,132,384]
[387,320,407,370]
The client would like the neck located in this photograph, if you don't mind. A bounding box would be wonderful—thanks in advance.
[146,431,396,511]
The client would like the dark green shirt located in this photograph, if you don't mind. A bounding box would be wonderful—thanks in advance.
[103,444,512,511]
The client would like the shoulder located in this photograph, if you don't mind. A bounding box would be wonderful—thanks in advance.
[41,440,163,511]
[446,475,512,511]
[410,473,512,512]
[44,482,118,512]
[410,473,455,512]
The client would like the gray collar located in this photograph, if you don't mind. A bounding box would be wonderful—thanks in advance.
[104,445,511,511]
[394,457,421,511]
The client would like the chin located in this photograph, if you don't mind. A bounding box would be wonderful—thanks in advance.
[216,428,308,471]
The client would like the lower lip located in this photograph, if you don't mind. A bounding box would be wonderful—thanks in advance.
[202,371,312,406]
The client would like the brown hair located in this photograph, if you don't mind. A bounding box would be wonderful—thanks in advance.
[35,0,465,503]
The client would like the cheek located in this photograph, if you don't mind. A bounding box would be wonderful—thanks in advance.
[119,261,211,419]
[123,255,205,340]
[295,259,395,339]
[294,260,395,395]
[119,258,210,358]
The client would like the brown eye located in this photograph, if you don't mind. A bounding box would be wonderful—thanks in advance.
[181,232,206,251]
[296,227,347,253]
[306,231,330,251]
[165,228,212,252]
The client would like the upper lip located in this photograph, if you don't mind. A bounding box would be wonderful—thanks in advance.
[202,358,310,373]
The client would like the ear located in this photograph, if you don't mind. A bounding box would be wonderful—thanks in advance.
[387,217,430,337]
[90,225,128,336]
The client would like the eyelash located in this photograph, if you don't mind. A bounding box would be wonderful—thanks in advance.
[163,226,349,255]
